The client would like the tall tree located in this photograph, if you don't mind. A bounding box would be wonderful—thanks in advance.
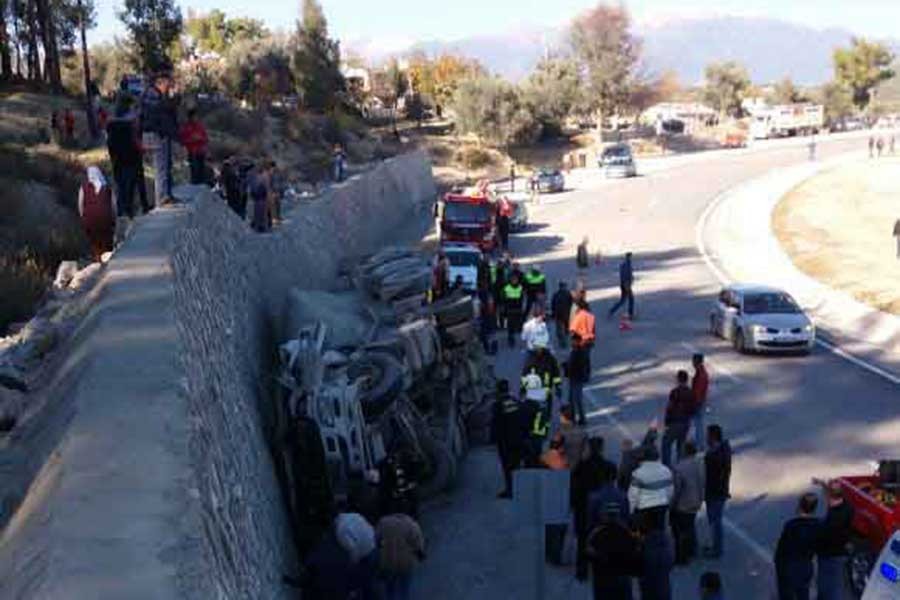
[0,0,12,79]
[703,61,751,118]
[569,4,641,139]
[770,77,806,104]
[118,0,183,73]
[522,57,581,137]
[819,82,854,124]
[76,0,97,138]
[833,38,895,110]
[293,0,343,112]
[33,0,62,89]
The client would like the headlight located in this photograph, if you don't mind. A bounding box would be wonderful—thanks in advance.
[804,324,814,333]
[750,324,766,334]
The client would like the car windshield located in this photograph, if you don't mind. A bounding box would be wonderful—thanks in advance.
[743,292,801,314]
[446,252,480,267]
[444,202,492,223]
[603,146,631,158]
[538,169,560,177]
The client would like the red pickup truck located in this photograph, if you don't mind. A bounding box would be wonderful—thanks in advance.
[439,193,497,251]
[833,463,900,596]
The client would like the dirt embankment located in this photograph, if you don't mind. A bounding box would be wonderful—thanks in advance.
[773,158,900,315]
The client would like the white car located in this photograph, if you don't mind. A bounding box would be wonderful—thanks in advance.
[442,243,481,292]
[709,284,815,354]
[600,143,638,178]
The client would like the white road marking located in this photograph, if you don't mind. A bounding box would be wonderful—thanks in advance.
[680,342,743,384]
[695,184,900,387]
[584,388,775,567]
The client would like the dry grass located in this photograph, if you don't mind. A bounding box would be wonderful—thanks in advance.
[773,158,900,315]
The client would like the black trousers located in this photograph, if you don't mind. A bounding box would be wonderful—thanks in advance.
[670,509,698,563]
[498,448,521,494]
[188,153,206,185]
[498,217,510,249]
[608,284,635,318]
[506,310,523,344]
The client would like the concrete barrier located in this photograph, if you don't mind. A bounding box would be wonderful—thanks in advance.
[0,151,436,599]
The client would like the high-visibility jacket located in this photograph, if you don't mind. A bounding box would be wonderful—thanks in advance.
[521,354,562,399]
[503,283,524,313]
[569,308,596,346]
[523,270,546,298]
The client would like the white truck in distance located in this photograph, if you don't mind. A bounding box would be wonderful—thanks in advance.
[749,103,824,139]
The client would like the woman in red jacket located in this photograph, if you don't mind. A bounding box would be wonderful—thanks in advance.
[178,109,209,185]
[78,166,117,261]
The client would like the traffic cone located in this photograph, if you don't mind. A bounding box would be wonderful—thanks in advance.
[619,316,633,331]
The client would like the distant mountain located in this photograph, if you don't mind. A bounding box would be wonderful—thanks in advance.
[348,16,899,86]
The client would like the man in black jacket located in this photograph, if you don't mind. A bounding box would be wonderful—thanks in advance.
[704,424,732,559]
[662,370,695,467]
[608,252,635,320]
[776,493,822,600]
[141,68,179,206]
[815,480,855,600]
[106,100,142,218]
[491,380,527,499]
[551,281,573,348]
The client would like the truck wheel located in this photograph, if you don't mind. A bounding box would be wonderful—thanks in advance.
[848,540,875,598]
[417,435,457,499]
[349,352,404,421]
[734,329,746,354]
[709,315,719,337]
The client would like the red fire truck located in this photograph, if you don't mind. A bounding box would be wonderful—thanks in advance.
[439,192,497,252]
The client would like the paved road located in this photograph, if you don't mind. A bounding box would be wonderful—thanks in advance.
[416,137,894,599]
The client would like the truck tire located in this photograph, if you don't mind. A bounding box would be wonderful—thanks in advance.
[848,538,876,598]
[432,296,474,328]
[348,352,404,420]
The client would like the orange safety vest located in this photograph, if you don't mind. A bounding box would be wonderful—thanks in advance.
[569,308,596,344]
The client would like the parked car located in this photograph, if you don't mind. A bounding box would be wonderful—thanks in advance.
[599,144,637,178]
[530,167,565,193]
[709,284,815,354]
[442,243,481,292]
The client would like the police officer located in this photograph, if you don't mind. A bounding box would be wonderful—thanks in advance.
[503,272,525,347]
[523,264,547,317]
[492,254,511,329]
[491,380,527,499]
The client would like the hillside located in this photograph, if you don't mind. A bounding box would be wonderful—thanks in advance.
[360,16,899,85]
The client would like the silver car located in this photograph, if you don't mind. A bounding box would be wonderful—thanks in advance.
[600,143,637,178]
[709,284,815,354]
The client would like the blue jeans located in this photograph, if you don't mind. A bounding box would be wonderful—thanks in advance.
[153,137,172,203]
[692,410,705,451]
[816,556,847,600]
[706,497,726,556]
[384,571,412,600]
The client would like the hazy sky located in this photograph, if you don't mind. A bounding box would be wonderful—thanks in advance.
[93,0,900,50]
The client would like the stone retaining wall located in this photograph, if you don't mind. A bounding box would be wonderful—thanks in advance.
[170,151,435,598]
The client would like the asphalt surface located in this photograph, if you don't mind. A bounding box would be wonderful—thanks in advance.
[415,136,894,599]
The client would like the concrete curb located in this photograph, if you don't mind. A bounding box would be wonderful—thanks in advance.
[698,152,900,384]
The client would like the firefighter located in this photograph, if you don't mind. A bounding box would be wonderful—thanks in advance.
[498,195,513,250]
[521,370,550,467]
[522,342,563,446]
[523,264,547,317]
[491,380,527,499]
[502,272,525,347]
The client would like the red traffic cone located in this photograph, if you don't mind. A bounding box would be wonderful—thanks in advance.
[619,316,633,331]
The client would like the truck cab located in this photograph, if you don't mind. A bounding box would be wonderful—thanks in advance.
[439,193,497,251]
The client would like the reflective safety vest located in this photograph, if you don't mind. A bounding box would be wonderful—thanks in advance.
[524,271,546,287]
[531,409,548,437]
[570,308,596,345]
[503,283,523,301]
[490,264,498,284]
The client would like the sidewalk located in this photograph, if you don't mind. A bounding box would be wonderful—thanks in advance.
[699,152,900,382]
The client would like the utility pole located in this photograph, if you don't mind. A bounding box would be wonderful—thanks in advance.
[78,0,98,140]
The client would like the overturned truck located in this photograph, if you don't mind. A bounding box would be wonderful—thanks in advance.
[272,246,495,550]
